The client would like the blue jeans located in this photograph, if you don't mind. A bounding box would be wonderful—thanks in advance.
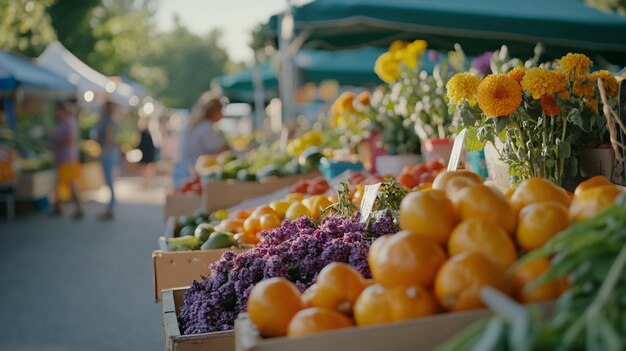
[101,149,117,210]
[172,161,192,191]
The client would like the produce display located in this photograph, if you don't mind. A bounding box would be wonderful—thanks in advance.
[164,209,229,251]
[395,160,446,189]
[177,180,405,334]
[176,175,202,196]
[441,197,626,350]
[0,146,17,183]
[239,172,624,339]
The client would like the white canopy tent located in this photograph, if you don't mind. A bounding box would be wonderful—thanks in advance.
[37,41,138,107]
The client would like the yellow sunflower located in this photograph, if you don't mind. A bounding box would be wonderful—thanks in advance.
[374,52,401,83]
[558,53,593,79]
[589,70,619,97]
[477,74,523,118]
[389,40,408,52]
[446,72,481,106]
[507,67,526,83]
[540,95,561,116]
[521,68,566,99]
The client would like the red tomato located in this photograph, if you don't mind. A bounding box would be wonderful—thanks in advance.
[290,180,310,194]
[308,178,330,195]
[429,160,446,171]
[350,173,366,185]
[411,164,428,179]
[397,173,418,189]
[419,172,435,184]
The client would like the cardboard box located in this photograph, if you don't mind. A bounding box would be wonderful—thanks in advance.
[162,288,235,351]
[164,194,202,220]
[15,169,56,200]
[235,310,490,351]
[153,248,247,302]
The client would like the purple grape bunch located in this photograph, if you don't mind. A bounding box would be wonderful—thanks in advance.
[178,213,398,334]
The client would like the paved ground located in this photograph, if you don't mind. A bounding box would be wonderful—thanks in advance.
[0,177,168,351]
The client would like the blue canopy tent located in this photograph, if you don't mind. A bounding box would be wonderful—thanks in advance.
[0,51,76,131]
[268,0,626,64]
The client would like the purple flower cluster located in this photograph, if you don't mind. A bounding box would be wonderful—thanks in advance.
[178,213,398,334]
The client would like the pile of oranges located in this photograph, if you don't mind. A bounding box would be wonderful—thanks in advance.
[215,192,336,247]
[246,172,624,338]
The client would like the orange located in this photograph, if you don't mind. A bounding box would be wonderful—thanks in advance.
[448,218,517,270]
[452,184,516,233]
[435,252,511,312]
[308,262,366,315]
[327,194,339,204]
[352,184,365,205]
[259,213,281,231]
[370,230,447,288]
[353,284,392,326]
[574,175,613,197]
[503,187,515,199]
[222,218,244,233]
[252,205,278,218]
[432,170,483,198]
[516,202,569,251]
[247,278,304,337]
[387,284,438,322]
[399,190,458,245]
[229,209,251,220]
[510,177,571,213]
[511,257,559,303]
[302,284,318,308]
[243,216,261,234]
[285,202,312,221]
[287,307,353,338]
[285,193,306,202]
[234,232,260,245]
[569,185,622,221]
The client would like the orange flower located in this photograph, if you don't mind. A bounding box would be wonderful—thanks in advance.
[589,70,619,97]
[540,95,561,116]
[573,78,595,99]
[507,67,526,84]
[558,53,593,79]
[586,98,599,115]
[477,74,523,118]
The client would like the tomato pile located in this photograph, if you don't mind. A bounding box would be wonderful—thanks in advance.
[289,176,330,195]
[396,160,446,189]
[177,175,202,195]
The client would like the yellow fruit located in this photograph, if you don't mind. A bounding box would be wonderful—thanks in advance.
[512,257,560,304]
[287,307,353,338]
[285,202,312,221]
[574,175,613,197]
[307,262,367,315]
[452,184,516,233]
[387,284,438,322]
[285,193,306,202]
[399,190,457,245]
[247,278,304,337]
[269,200,292,217]
[569,185,622,221]
[516,202,569,251]
[302,195,332,220]
[432,170,483,198]
[510,177,571,213]
[353,284,392,326]
[370,230,447,288]
[259,213,282,230]
[243,216,261,234]
[448,218,518,270]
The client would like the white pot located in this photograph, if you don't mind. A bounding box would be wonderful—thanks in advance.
[375,154,421,176]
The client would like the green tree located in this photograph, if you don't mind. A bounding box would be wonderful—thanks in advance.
[47,0,100,61]
[0,0,56,56]
[142,16,230,108]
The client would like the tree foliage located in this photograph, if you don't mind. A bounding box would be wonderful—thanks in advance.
[0,0,56,56]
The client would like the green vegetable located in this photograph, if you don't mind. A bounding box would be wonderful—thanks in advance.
[167,236,201,251]
[194,223,214,242]
[179,225,196,237]
[201,231,236,250]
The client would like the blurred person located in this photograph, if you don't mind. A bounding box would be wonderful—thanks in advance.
[51,100,84,219]
[172,91,228,190]
[136,117,157,188]
[95,101,117,220]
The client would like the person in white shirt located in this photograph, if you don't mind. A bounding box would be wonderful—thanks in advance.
[172,91,228,190]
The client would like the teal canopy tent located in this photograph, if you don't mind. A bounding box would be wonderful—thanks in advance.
[218,63,278,103]
[268,0,626,64]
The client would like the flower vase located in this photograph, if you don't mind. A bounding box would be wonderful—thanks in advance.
[375,154,421,176]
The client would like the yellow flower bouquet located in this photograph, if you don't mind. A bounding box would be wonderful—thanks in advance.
[448,53,619,186]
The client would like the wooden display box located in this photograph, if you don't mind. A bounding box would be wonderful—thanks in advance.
[234,311,490,351]
[199,172,321,214]
[15,169,56,200]
[162,288,235,351]
[163,194,202,220]
[153,248,247,302]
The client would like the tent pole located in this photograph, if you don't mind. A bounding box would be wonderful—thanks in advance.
[252,50,266,131]
[278,1,296,128]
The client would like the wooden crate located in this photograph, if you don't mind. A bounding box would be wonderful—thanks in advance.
[162,288,235,351]
[163,194,202,220]
[15,169,56,200]
[153,248,247,302]
[199,171,321,214]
